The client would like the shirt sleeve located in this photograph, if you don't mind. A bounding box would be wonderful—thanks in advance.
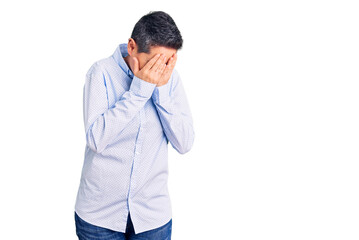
[151,69,195,154]
[83,62,156,154]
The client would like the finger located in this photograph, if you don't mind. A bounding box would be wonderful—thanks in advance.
[151,54,166,72]
[159,62,166,73]
[169,52,177,63]
[163,53,177,76]
[167,54,177,69]
[162,60,174,77]
[142,53,161,71]
[161,65,170,78]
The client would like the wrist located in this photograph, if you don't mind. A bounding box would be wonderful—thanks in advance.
[156,81,169,87]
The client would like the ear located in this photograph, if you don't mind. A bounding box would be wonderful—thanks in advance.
[127,38,137,57]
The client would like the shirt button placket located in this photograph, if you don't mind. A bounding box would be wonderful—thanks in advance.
[130,108,146,193]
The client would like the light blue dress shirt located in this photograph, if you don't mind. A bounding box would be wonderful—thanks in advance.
[74,43,195,234]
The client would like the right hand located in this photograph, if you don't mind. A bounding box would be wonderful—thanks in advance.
[132,53,167,85]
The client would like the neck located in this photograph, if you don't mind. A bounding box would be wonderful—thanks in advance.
[123,55,132,72]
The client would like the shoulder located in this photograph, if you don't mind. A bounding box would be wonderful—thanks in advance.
[172,68,180,79]
[86,57,112,77]
[170,68,181,85]
[171,68,184,88]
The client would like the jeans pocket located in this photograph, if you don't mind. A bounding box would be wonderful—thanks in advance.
[142,219,172,239]
[75,211,117,238]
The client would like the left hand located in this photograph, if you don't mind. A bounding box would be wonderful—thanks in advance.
[156,52,177,87]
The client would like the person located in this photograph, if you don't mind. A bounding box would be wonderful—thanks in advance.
[74,10,195,240]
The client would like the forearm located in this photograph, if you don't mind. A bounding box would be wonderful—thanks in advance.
[151,70,195,154]
[85,74,156,153]
[154,100,195,154]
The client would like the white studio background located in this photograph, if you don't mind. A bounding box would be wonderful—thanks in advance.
[0,0,358,239]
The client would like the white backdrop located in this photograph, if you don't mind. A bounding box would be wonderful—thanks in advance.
[0,0,358,239]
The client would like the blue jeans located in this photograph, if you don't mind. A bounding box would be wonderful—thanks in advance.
[75,211,172,240]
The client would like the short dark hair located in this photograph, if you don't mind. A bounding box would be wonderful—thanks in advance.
[130,11,183,54]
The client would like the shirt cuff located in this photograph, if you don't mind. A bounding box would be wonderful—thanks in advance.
[152,81,171,104]
[129,75,157,98]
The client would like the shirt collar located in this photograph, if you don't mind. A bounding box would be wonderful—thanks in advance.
[112,43,134,79]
